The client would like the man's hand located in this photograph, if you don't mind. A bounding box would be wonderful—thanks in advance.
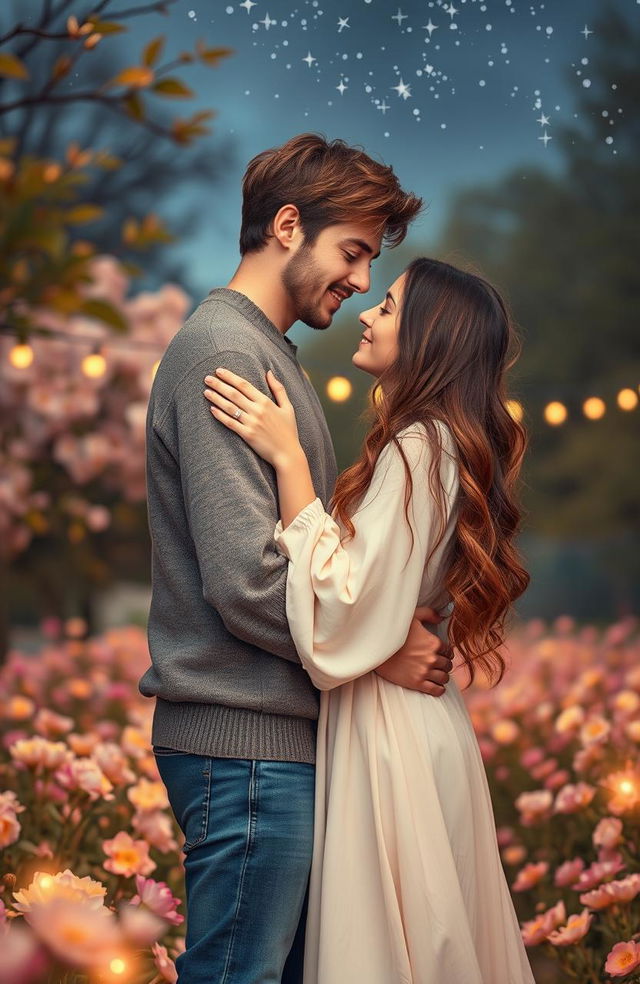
[374,606,452,697]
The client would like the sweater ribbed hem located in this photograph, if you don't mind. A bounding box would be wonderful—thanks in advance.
[151,699,317,764]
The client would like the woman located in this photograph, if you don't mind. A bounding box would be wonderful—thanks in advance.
[203,257,535,983]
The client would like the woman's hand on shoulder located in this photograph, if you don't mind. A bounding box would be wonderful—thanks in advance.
[204,367,301,468]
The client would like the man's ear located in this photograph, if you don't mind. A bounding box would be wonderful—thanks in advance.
[272,204,302,251]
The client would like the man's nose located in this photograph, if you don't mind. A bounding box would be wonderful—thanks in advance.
[348,262,371,295]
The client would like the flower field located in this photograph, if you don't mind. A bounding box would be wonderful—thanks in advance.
[1,616,638,983]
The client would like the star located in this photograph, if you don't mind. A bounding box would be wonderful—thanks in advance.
[581,24,593,40]
[239,0,256,12]
[443,3,458,19]
[302,51,317,68]
[538,131,552,147]
[424,64,434,75]
[260,12,276,29]
[377,99,390,114]
[536,113,551,127]
[422,19,438,36]
[392,78,411,100]
[392,8,408,27]
[336,79,347,95]
[337,17,350,32]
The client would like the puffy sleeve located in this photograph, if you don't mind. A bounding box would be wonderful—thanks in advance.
[273,422,459,690]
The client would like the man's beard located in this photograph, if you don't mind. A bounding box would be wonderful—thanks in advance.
[281,242,332,331]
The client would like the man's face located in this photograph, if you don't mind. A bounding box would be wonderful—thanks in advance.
[281,221,382,330]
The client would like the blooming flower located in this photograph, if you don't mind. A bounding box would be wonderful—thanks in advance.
[602,765,640,815]
[593,816,623,851]
[512,861,548,892]
[93,742,136,786]
[102,831,156,877]
[132,810,179,853]
[553,781,596,814]
[514,789,552,826]
[547,909,593,946]
[26,898,123,969]
[579,715,611,746]
[572,855,626,892]
[13,869,107,913]
[10,737,70,770]
[554,705,585,734]
[55,756,113,800]
[0,790,26,850]
[520,900,566,947]
[131,874,184,925]
[554,858,585,888]
[491,719,520,745]
[33,708,74,738]
[127,778,168,813]
[604,941,640,977]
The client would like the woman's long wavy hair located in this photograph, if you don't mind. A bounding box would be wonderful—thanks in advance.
[331,257,530,686]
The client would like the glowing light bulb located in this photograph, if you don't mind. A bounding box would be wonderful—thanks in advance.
[617,388,638,411]
[583,397,605,420]
[110,958,127,975]
[326,376,353,402]
[81,352,107,378]
[505,399,523,422]
[9,343,34,369]
[544,401,567,426]
[618,779,635,795]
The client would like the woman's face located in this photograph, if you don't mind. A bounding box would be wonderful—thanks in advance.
[352,272,405,378]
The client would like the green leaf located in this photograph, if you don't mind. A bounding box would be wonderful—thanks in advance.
[143,35,165,67]
[0,52,29,80]
[66,204,104,224]
[81,298,128,333]
[152,77,193,98]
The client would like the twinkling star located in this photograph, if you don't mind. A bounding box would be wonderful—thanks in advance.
[538,131,552,147]
[537,113,551,127]
[581,24,593,40]
[337,17,350,32]
[260,12,276,29]
[239,0,256,13]
[424,64,435,76]
[336,79,347,95]
[422,19,438,37]
[377,99,390,114]
[444,3,458,19]
[302,51,317,68]
[392,8,408,27]
[392,78,411,100]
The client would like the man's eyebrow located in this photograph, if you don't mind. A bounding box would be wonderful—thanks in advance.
[341,238,381,260]
[386,291,396,309]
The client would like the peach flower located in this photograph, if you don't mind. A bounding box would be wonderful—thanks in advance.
[579,715,611,746]
[514,789,552,826]
[13,869,106,914]
[593,816,623,851]
[553,781,596,814]
[132,810,179,853]
[10,737,70,770]
[604,941,640,977]
[102,831,156,877]
[131,875,184,926]
[572,855,625,892]
[602,766,640,815]
[55,757,113,801]
[512,861,549,892]
[26,898,123,969]
[520,900,566,947]
[547,909,593,946]
[554,858,585,888]
[33,708,74,738]
[93,742,136,786]
[554,705,585,734]
[491,719,520,745]
[127,778,168,813]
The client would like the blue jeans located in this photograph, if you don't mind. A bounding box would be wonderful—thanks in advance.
[154,750,315,984]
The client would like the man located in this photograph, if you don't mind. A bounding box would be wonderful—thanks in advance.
[140,133,453,984]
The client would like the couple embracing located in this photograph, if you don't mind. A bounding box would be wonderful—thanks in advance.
[140,133,536,984]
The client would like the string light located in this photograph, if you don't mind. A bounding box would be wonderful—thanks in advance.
[109,958,127,976]
[81,352,107,378]
[544,401,568,426]
[617,388,638,411]
[326,376,353,402]
[583,397,606,420]
[8,343,34,369]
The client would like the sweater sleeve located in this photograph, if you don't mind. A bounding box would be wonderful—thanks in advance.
[161,348,299,663]
[273,423,459,689]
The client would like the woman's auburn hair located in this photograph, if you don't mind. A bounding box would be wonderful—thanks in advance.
[331,257,530,687]
[240,133,422,254]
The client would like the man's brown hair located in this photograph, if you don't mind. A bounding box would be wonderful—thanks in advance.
[239,133,422,255]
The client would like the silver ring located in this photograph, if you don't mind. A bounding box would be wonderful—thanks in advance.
[233,408,242,421]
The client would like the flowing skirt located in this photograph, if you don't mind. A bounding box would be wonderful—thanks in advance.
[303,672,536,984]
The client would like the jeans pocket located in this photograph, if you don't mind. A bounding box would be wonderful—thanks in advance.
[155,752,212,853]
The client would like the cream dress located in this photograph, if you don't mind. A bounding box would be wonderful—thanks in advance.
[274,422,535,984]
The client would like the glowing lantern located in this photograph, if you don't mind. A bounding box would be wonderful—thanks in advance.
[81,352,107,378]
[583,397,606,420]
[326,376,353,402]
[9,343,34,369]
[617,388,638,411]
[544,401,567,426]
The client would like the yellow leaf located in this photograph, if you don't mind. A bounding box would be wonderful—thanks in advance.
[196,44,233,67]
[152,77,193,98]
[87,19,127,35]
[66,204,104,224]
[143,36,165,67]
[0,52,29,80]
[111,66,154,88]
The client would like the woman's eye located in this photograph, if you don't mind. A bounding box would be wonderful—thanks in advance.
[379,306,389,315]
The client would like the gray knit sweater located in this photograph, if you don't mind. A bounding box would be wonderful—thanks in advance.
[139,288,338,763]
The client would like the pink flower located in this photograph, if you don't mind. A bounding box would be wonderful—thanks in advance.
[132,810,179,853]
[10,737,70,770]
[512,861,548,892]
[13,869,107,914]
[102,831,156,878]
[127,778,168,813]
[119,904,167,946]
[151,942,178,984]
[593,816,623,851]
[547,909,593,946]
[554,858,585,888]
[55,757,113,801]
[32,709,74,738]
[605,941,640,977]
[553,781,596,814]
[514,789,553,826]
[93,743,135,786]
[602,765,640,815]
[0,922,49,984]
[572,855,626,892]
[131,875,184,926]
[520,747,544,770]
[27,898,123,969]
[544,769,570,791]
[520,900,566,947]
[579,715,611,746]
